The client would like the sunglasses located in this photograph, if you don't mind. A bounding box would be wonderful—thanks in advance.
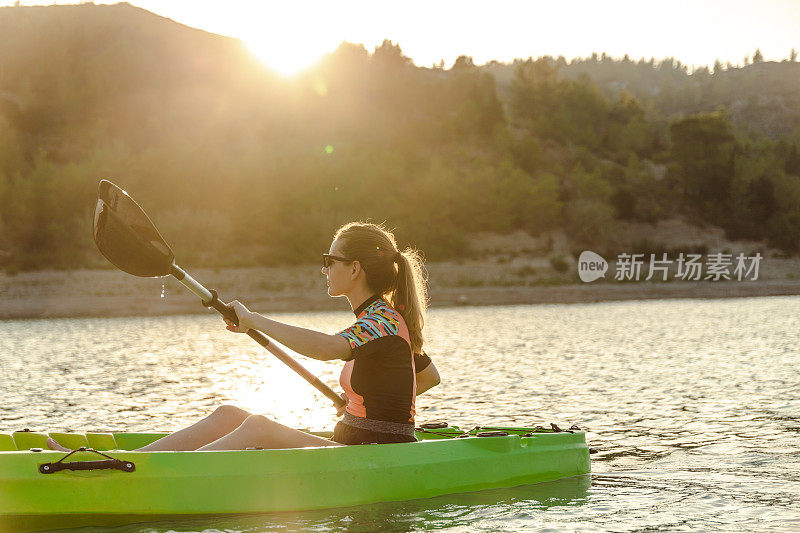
[322,253,354,268]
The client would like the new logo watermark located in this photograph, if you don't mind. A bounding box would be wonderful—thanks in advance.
[578,251,608,282]
[578,251,762,282]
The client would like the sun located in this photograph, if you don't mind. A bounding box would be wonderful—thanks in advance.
[244,36,327,77]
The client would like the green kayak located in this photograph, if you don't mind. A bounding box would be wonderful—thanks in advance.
[0,425,590,531]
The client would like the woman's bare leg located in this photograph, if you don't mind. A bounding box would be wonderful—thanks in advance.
[45,406,250,453]
[45,406,340,452]
[135,405,251,451]
[197,414,342,450]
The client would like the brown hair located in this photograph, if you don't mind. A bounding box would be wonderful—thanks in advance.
[334,222,428,353]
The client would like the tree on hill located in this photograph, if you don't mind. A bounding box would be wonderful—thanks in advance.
[446,56,505,139]
[668,109,736,222]
[372,39,413,68]
[511,58,608,149]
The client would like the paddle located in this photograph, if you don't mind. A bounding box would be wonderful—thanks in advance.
[92,179,346,409]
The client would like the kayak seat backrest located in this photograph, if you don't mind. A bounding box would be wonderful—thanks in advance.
[0,433,16,451]
[12,431,49,450]
[1,432,119,451]
[113,433,169,450]
[48,432,89,450]
[86,433,118,450]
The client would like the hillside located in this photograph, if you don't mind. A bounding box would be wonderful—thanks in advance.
[0,3,799,274]
[0,3,272,161]
[486,56,800,139]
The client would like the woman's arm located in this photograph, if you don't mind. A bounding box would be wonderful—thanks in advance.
[416,361,441,395]
[226,301,351,361]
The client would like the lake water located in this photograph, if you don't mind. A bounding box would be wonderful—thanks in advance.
[1,297,799,531]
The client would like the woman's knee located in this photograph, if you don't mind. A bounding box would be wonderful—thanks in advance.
[210,404,251,426]
[240,414,275,432]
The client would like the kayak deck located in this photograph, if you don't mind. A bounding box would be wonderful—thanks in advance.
[0,426,590,531]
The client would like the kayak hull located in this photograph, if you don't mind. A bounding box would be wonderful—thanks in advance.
[0,428,590,531]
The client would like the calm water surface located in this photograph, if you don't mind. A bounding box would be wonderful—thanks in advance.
[1,297,799,532]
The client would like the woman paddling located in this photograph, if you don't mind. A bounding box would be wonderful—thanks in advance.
[47,222,439,451]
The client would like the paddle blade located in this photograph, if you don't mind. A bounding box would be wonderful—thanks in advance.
[93,180,175,277]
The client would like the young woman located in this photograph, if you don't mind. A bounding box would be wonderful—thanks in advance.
[47,222,439,451]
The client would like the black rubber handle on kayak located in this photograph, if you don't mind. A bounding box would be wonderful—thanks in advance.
[39,447,135,474]
[39,459,136,474]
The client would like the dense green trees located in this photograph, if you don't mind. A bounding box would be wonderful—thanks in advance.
[667,110,800,251]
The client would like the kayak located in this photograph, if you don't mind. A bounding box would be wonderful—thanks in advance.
[1,425,590,530]
[0,424,590,531]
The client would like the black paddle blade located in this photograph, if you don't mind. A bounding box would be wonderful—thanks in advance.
[93,180,175,277]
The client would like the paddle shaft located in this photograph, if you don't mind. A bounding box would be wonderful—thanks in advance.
[169,264,346,409]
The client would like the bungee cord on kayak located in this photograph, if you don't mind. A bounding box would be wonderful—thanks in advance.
[413,423,584,439]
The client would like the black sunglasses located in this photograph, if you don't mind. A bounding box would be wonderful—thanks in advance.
[323,253,354,268]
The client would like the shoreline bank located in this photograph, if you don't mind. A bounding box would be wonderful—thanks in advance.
[2,266,800,320]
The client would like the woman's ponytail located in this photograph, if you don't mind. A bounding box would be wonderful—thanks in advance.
[335,222,428,353]
[392,249,427,353]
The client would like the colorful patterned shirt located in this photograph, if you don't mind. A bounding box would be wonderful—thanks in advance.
[337,295,418,424]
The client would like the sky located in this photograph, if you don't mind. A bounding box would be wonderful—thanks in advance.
[3,0,800,75]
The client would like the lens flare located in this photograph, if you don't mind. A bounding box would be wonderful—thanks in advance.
[313,78,328,96]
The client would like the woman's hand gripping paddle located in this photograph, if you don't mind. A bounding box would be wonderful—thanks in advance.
[92,179,346,409]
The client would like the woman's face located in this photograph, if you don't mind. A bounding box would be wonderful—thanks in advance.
[322,238,354,297]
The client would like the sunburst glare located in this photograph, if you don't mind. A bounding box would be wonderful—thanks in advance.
[244,37,328,76]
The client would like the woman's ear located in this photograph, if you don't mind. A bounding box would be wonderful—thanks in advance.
[350,260,361,280]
